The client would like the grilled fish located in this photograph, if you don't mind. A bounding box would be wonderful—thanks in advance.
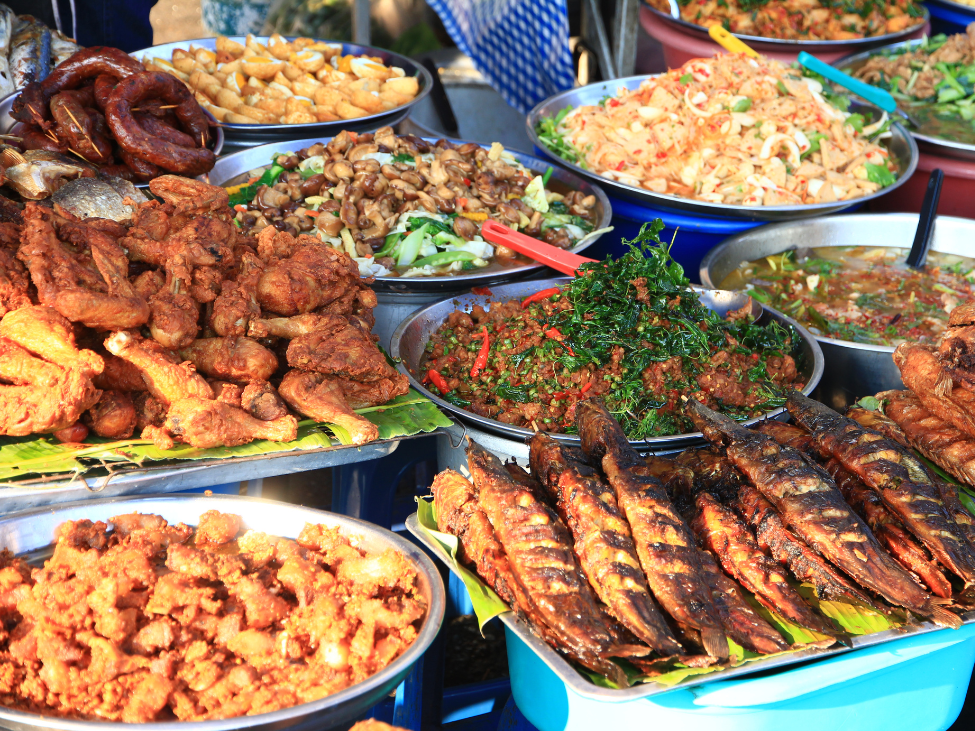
[736,484,884,611]
[466,440,628,681]
[758,421,952,599]
[0,147,96,200]
[689,399,959,627]
[577,399,730,660]
[786,391,975,593]
[675,448,746,507]
[879,389,975,489]
[895,343,975,440]
[10,15,51,89]
[0,5,14,97]
[52,177,149,223]
[530,433,683,655]
[50,30,81,67]
[937,302,975,394]
[847,407,911,448]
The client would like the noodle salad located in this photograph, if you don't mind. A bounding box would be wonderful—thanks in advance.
[536,54,899,207]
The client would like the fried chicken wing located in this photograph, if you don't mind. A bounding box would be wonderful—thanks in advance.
[104,330,213,405]
[164,397,298,448]
[240,380,289,421]
[147,254,199,349]
[149,175,231,217]
[84,389,136,439]
[209,379,243,407]
[179,336,278,382]
[286,323,395,382]
[278,370,378,445]
[211,252,263,337]
[0,305,102,377]
[0,223,32,316]
[95,353,149,392]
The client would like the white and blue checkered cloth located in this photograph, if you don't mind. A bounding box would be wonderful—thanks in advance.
[426,0,576,114]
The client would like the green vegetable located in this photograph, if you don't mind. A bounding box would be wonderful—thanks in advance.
[776,80,789,96]
[433,231,466,248]
[392,152,416,164]
[376,232,402,258]
[408,216,455,235]
[535,107,587,168]
[443,392,472,408]
[411,250,478,268]
[495,384,530,402]
[865,162,896,187]
[731,97,752,113]
[801,132,829,159]
[397,223,430,267]
[679,73,693,84]
[845,113,865,133]
[228,162,285,207]
[542,166,554,185]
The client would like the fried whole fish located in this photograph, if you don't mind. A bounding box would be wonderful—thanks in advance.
[52,177,149,223]
[937,302,975,394]
[466,440,627,681]
[895,343,975,440]
[847,407,910,448]
[675,448,745,507]
[786,391,975,593]
[758,421,952,599]
[689,399,959,628]
[577,399,730,660]
[530,434,683,655]
[879,389,975,489]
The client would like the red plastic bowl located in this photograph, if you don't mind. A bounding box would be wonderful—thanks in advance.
[868,149,975,219]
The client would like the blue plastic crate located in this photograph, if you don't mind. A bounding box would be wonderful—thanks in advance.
[506,622,975,731]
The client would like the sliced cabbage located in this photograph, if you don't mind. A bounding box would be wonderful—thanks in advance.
[522,175,550,213]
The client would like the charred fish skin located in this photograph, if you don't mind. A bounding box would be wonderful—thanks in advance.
[847,407,911,449]
[674,448,746,508]
[688,399,959,628]
[786,391,975,591]
[576,399,730,660]
[465,439,623,670]
[529,433,683,656]
[691,491,836,636]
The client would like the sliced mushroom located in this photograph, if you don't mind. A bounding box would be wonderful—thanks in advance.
[348,143,381,162]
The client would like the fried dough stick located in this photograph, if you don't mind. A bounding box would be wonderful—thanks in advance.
[688,399,958,628]
[786,391,975,594]
[529,433,683,655]
[576,399,730,660]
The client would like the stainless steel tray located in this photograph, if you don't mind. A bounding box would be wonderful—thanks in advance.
[836,40,975,161]
[133,37,433,146]
[0,494,444,731]
[0,435,418,514]
[390,278,824,450]
[407,511,975,702]
[643,2,930,48]
[526,77,919,220]
[211,138,612,292]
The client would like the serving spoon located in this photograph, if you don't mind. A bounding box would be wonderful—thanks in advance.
[481,219,596,276]
[906,168,944,270]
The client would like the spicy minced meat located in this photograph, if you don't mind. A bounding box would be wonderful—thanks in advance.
[420,222,805,438]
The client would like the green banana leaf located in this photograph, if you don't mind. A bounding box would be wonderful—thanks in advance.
[0,390,451,484]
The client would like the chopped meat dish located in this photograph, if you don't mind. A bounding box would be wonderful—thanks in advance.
[0,511,426,721]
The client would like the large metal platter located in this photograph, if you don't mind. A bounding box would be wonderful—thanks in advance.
[391,278,824,450]
[836,40,975,161]
[0,494,445,731]
[407,511,975,703]
[526,76,919,221]
[133,37,433,146]
[643,2,930,48]
[210,137,612,292]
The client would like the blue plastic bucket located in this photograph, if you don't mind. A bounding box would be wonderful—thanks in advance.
[925,0,974,35]
[506,622,975,731]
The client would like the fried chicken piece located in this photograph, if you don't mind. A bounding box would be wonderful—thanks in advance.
[83,390,136,438]
[249,312,346,339]
[0,223,32,316]
[104,330,213,406]
[0,305,103,377]
[163,397,298,448]
[241,380,289,420]
[196,510,241,545]
[148,254,200,349]
[212,252,263,337]
[286,321,395,382]
[279,370,378,445]
[95,354,149,392]
[179,336,278,382]
[255,229,363,316]
[0,337,101,434]
[150,175,231,217]
[134,392,167,431]
[132,269,165,300]
[339,374,410,408]
[209,379,243,407]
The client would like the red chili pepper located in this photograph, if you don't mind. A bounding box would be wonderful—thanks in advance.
[581,382,592,394]
[471,286,493,296]
[428,370,449,392]
[751,353,760,360]
[615,161,625,171]
[608,99,620,107]
[470,326,489,378]
[463,177,471,186]
[521,287,560,309]
[544,327,575,356]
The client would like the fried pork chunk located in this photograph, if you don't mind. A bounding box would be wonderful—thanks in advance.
[0,512,425,722]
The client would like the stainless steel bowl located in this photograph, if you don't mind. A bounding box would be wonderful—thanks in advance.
[0,493,445,731]
[391,278,824,450]
[0,92,224,178]
[133,37,433,146]
[526,77,919,221]
[836,40,975,161]
[643,2,930,49]
[699,213,975,408]
[210,137,613,292]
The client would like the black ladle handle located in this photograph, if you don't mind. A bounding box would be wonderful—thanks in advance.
[421,58,459,138]
[906,169,944,270]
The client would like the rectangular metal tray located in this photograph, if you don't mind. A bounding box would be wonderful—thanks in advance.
[406,512,975,702]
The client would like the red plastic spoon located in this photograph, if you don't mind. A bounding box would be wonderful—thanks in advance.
[481,219,596,277]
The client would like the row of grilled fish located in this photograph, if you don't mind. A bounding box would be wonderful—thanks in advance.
[432,392,975,684]
[1,5,81,98]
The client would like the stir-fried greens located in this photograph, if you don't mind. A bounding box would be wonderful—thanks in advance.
[421,222,805,440]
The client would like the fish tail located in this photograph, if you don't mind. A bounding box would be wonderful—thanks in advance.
[923,601,962,630]
[701,627,730,660]
[687,399,749,446]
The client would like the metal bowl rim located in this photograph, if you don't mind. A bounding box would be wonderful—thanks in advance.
[131,36,433,134]
[526,76,919,220]
[210,136,613,288]
[390,277,825,446]
[698,211,975,353]
[642,2,930,47]
[0,493,446,731]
